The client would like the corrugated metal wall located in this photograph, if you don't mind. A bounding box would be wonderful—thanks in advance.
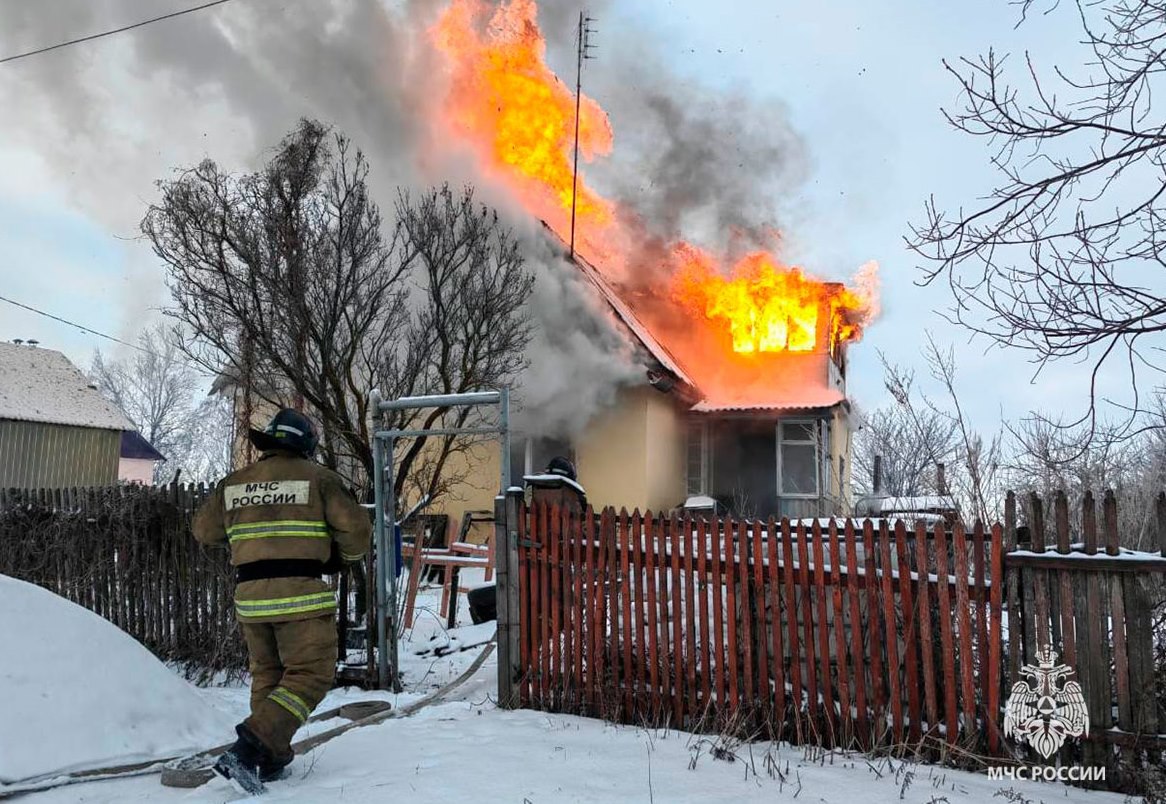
[0,420,121,488]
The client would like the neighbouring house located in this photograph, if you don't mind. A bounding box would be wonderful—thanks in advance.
[118,430,167,485]
[0,342,134,488]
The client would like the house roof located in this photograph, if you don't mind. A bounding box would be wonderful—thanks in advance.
[690,387,846,414]
[549,230,852,413]
[0,342,133,431]
[120,430,166,462]
[569,250,697,389]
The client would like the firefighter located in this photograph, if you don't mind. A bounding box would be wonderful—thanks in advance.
[193,408,370,788]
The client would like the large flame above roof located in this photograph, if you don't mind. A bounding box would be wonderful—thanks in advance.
[430,0,615,240]
[428,0,879,387]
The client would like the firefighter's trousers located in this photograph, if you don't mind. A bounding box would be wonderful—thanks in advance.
[240,614,336,759]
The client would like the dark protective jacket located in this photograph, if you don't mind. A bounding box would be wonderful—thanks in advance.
[193,450,371,623]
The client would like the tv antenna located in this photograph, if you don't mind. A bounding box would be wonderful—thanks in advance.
[569,10,597,259]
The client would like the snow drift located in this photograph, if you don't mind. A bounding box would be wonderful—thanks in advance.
[0,574,232,783]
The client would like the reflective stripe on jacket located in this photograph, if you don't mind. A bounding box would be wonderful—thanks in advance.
[192,450,371,623]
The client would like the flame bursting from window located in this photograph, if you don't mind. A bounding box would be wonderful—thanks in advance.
[429,0,879,358]
[673,249,878,354]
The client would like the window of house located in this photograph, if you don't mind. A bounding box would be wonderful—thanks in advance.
[778,419,820,498]
[510,436,574,487]
[685,420,708,496]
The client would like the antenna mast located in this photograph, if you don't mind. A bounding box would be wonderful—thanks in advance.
[570,10,597,259]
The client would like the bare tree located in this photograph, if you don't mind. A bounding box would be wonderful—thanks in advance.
[852,387,960,497]
[873,335,1005,521]
[90,324,201,483]
[142,119,533,507]
[908,0,1166,431]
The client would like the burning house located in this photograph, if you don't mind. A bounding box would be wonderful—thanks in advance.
[429,0,877,522]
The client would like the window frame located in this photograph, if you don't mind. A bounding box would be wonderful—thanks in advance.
[776,418,821,499]
[685,419,709,496]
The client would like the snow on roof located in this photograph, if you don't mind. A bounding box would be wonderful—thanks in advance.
[880,496,958,512]
[0,343,132,431]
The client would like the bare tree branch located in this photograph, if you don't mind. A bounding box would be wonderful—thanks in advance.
[909,1,1166,435]
[141,120,533,509]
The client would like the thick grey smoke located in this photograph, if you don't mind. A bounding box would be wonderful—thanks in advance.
[0,0,641,434]
[590,46,808,267]
[510,236,642,439]
[0,0,809,437]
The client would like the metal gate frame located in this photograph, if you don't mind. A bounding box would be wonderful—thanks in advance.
[368,388,510,690]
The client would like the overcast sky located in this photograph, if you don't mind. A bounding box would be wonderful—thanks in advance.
[0,0,1123,432]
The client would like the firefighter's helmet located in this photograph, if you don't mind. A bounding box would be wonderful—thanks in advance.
[248,408,318,458]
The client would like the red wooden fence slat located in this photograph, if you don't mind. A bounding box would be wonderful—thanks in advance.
[768,516,787,731]
[518,504,531,706]
[644,512,661,719]
[796,521,819,730]
[606,508,624,713]
[593,507,609,715]
[725,517,740,712]
[580,504,594,709]
[606,510,621,717]
[573,508,586,711]
[987,523,1003,754]
[671,515,685,727]
[620,509,633,718]
[697,516,711,713]
[877,522,903,745]
[655,515,672,723]
[894,520,921,744]
[812,521,834,742]
[829,520,851,746]
[862,519,885,744]
[753,519,771,718]
[551,504,562,708]
[631,510,646,712]
[739,519,756,711]
[539,503,551,708]
[934,521,958,744]
[684,515,698,724]
[952,522,977,739]
[781,519,802,739]
[916,523,938,737]
[711,515,726,711]
[564,507,577,706]
[844,520,868,749]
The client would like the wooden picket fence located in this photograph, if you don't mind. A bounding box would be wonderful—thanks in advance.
[1003,490,1166,774]
[0,484,247,675]
[514,502,1005,756]
[506,493,1166,780]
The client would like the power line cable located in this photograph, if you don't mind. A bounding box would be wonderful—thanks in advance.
[0,293,152,355]
[0,0,239,66]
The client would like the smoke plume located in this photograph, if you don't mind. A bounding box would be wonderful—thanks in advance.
[0,0,812,435]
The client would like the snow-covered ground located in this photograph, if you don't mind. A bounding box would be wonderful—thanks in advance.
[1,573,1132,803]
[0,574,232,784]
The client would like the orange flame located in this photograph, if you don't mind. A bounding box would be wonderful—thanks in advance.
[673,248,876,355]
[431,0,615,235]
[428,0,880,374]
